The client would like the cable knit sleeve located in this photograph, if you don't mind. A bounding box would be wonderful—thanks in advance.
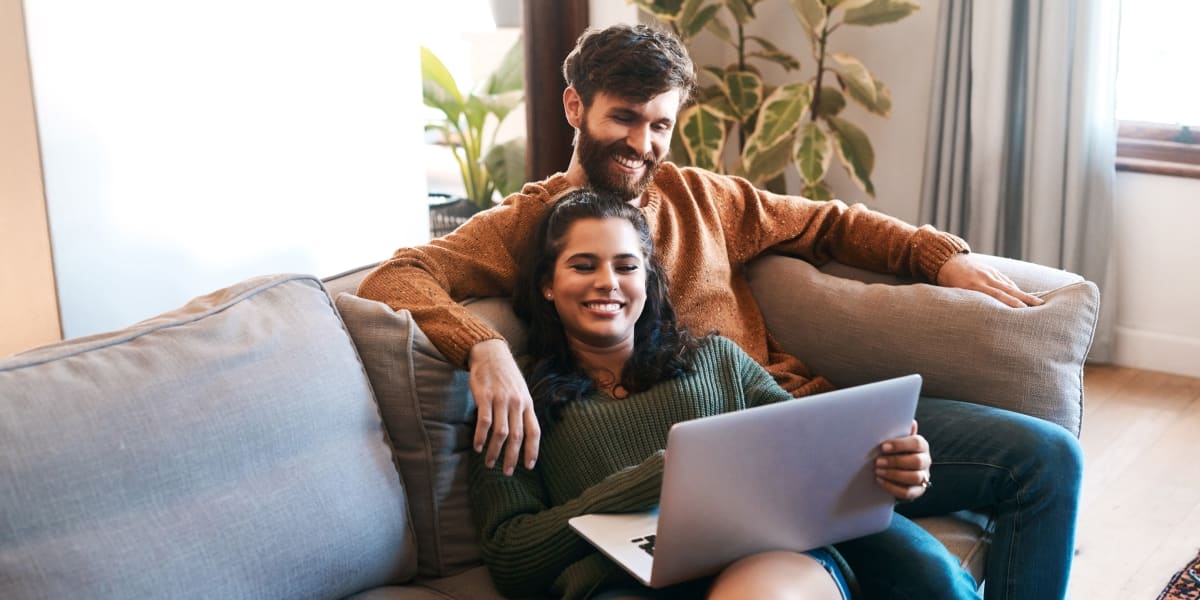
[679,167,969,282]
[355,182,567,367]
[468,449,665,598]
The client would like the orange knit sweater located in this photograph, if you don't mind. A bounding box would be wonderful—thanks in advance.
[356,163,969,397]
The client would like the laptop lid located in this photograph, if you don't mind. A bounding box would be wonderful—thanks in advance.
[569,373,922,588]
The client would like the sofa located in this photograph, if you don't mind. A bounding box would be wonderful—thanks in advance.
[0,252,1099,599]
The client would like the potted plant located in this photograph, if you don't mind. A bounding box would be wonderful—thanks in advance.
[631,0,918,200]
[421,37,526,221]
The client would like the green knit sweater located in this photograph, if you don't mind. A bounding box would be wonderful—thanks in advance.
[469,337,851,599]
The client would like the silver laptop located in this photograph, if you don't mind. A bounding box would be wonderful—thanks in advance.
[568,374,922,589]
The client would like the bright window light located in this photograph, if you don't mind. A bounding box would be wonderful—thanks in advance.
[1116,1,1200,126]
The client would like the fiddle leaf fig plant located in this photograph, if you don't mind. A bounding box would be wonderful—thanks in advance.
[421,38,526,210]
[630,0,919,199]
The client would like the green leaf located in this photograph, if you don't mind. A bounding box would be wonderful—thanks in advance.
[703,95,737,121]
[483,37,524,95]
[830,53,876,108]
[746,36,801,71]
[724,0,756,25]
[679,0,721,39]
[789,0,827,42]
[740,136,794,185]
[462,95,490,136]
[824,0,873,9]
[484,137,527,199]
[720,70,764,122]
[843,0,919,26]
[814,86,846,117]
[420,46,464,121]
[678,103,729,171]
[870,78,892,116]
[670,127,692,166]
[795,121,832,185]
[476,90,524,125]
[801,181,836,200]
[826,116,876,196]
[746,82,810,149]
[702,65,727,84]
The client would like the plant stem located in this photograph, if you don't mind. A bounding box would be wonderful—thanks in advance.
[810,7,831,122]
[737,19,747,155]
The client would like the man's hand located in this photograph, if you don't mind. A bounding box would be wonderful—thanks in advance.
[936,253,1044,308]
[468,339,541,475]
[875,420,932,502]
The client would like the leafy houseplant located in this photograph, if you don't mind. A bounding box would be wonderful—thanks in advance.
[630,0,919,200]
[421,38,526,211]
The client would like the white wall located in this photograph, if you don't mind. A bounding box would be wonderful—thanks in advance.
[689,0,1200,379]
[1113,172,1200,378]
[23,0,428,338]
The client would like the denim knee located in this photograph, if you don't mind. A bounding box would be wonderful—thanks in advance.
[1025,418,1084,486]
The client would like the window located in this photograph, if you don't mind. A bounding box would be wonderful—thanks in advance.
[1115,0,1200,178]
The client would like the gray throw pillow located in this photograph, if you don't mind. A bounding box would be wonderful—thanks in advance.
[335,293,526,578]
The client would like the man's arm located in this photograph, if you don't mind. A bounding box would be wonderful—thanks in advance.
[356,188,562,473]
[689,169,1039,306]
[679,168,965,281]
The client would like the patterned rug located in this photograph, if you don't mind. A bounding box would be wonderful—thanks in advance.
[1158,550,1200,600]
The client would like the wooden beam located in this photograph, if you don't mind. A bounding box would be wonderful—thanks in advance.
[523,0,589,182]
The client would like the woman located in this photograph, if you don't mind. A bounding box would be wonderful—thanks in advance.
[468,189,932,599]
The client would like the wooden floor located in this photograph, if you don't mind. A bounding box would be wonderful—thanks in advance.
[1067,365,1200,599]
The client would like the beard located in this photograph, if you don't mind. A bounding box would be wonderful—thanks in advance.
[576,122,663,200]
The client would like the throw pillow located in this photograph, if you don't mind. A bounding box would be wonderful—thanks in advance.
[334,293,525,578]
[747,254,1099,436]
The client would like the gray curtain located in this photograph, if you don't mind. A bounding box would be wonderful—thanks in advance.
[920,0,1120,362]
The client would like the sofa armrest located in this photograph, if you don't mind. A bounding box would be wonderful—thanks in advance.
[746,254,1100,436]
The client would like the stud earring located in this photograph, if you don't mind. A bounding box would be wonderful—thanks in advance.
[545,293,553,300]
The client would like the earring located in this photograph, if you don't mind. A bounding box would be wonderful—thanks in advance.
[545,292,553,300]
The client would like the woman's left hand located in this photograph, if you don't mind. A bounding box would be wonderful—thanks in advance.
[874,420,932,502]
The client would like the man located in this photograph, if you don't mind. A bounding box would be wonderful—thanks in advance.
[359,24,1081,600]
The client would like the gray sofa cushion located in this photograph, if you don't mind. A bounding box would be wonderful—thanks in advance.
[748,255,1099,435]
[0,274,417,600]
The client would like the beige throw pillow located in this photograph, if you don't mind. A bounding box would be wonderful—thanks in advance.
[746,255,1099,436]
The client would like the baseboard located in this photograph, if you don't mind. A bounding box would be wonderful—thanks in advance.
[1113,326,1200,379]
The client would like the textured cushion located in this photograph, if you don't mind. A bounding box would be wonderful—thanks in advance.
[747,254,1099,435]
[345,567,505,600]
[0,274,417,600]
[336,294,524,579]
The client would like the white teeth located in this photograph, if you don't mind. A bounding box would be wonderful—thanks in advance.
[586,302,622,311]
[614,155,642,169]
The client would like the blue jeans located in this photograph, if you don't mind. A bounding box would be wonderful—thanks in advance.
[833,397,1083,600]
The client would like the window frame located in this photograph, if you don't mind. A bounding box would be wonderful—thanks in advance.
[1116,120,1200,179]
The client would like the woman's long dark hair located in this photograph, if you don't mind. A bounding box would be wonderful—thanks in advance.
[513,189,707,425]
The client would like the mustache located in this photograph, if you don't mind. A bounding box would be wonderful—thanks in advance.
[609,143,658,164]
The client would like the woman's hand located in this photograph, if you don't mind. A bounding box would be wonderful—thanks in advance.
[874,420,932,502]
